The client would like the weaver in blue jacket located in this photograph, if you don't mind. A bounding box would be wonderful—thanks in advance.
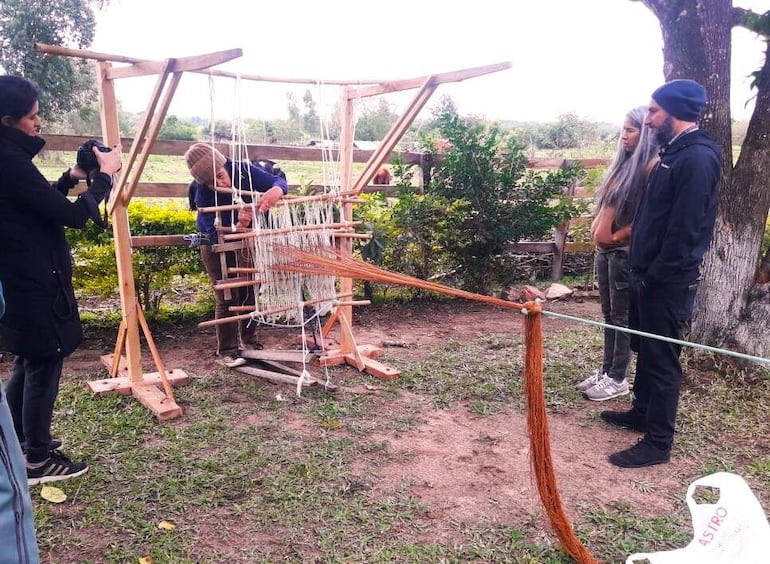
[601,79,721,468]
[184,143,288,362]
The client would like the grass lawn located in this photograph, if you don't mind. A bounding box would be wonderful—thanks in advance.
[21,298,770,563]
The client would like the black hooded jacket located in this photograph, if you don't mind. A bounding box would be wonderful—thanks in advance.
[629,128,721,286]
[0,127,112,358]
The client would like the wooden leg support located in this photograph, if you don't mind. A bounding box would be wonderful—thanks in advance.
[319,345,399,381]
[87,299,189,421]
[89,354,190,420]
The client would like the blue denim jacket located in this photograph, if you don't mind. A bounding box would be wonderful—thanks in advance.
[0,280,40,563]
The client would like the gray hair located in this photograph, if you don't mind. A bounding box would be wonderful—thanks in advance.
[595,105,658,227]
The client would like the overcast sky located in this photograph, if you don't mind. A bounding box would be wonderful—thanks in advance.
[91,0,770,125]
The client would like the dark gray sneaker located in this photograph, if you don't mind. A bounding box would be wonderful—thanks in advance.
[27,452,88,486]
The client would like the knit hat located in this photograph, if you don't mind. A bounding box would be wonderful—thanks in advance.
[184,143,226,185]
[651,79,707,122]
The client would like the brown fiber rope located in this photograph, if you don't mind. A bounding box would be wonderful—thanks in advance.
[272,247,598,563]
[523,302,597,563]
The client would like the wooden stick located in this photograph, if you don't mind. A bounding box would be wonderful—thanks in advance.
[220,221,362,240]
[199,292,348,328]
[238,349,315,363]
[135,302,175,402]
[228,291,353,314]
[203,190,346,209]
[333,233,372,240]
[111,320,128,377]
[213,279,263,290]
[232,365,320,387]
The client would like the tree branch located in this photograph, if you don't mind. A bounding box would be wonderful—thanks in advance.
[734,7,770,37]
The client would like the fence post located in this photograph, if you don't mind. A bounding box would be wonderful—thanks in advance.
[551,159,578,281]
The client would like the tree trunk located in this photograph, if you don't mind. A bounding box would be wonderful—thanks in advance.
[640,0,770,358]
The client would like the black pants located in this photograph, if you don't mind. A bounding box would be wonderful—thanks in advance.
[5,355,64,463]
[596,249,631,381]
[629,276,698,451]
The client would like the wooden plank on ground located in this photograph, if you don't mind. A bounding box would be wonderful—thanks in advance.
[239,349,315,363]
[346,354,400,381]
[232,365,327,388]
[131,383,183,421]
[88,369,190,396]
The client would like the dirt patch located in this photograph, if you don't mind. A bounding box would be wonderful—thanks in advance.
[62,297,702,541]
[364,398,688,543]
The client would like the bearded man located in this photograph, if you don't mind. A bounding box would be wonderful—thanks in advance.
[600,79,722,468]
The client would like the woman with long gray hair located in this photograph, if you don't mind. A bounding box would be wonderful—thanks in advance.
[577,105,659,401]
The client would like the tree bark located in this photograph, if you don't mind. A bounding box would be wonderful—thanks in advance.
[639,0,770,358]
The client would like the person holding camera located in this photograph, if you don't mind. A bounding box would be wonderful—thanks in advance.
[0,75,122,485]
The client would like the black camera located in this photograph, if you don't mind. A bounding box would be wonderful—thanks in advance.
[76,139,112,174]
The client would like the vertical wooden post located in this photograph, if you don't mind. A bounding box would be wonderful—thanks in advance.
[337,87,356,354]
[97,62,144,384]
[551,159,578,281]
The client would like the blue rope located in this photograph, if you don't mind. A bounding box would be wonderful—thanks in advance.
[525,307,770,367]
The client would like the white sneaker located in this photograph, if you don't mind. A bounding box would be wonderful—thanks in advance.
[584,377,630,401]
[576,371,607,392]
[217,355,247,368]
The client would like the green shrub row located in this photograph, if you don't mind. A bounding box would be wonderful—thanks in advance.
[68,200,204,314]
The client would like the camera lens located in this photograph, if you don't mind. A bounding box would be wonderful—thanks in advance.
[76,140,111,172]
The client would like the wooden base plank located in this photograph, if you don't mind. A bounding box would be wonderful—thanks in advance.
[318,344,398,381]
[319,344,383,366]
[101,353,127,376]
[239,349,315,363]
[87,369,190,396]
[132,383,183,421]
[90,354,189,420]
[232,365,334,389]
[345,354,400,381]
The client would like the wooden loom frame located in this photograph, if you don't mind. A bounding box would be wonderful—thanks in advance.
[35,42,509,417]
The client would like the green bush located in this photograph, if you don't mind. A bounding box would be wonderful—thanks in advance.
[404,112,585,294]
[354,114,587,296]
[68,201,202,313]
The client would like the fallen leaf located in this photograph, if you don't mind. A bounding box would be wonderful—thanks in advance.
[40,485,66,503]
[138,557,154,564]
[158,520,175,531]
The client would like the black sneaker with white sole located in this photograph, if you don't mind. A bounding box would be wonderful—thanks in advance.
[27,451,89,486]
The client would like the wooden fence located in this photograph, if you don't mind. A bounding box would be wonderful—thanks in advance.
[45,134,607,279]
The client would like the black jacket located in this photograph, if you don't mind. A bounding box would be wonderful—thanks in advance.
[629,129,721,286]
[0,127,112,358]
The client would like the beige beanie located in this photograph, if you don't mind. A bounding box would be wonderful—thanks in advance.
[184,143,226,185]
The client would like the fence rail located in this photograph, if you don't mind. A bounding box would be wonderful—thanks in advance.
[45,134,606,279]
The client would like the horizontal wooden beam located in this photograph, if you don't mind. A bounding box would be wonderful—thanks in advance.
[131,235,191,247]
[106,49,243,80]
[35,43,387,86]
[40,134,426,164]
[508,241,596,254]
[347,62,512,99]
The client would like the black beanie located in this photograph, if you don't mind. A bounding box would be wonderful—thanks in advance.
[651,79,707,122]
